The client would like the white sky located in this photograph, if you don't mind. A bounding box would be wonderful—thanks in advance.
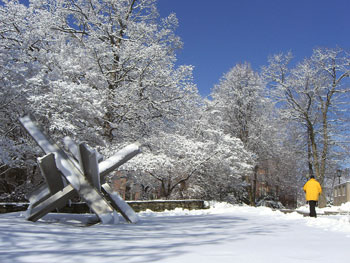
[1,202,350,262]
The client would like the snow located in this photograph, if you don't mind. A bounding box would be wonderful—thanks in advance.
[98,143,141,176]
[101,183,139,223]
[1,202,350,263]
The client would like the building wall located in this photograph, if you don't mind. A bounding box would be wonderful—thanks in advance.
[110,171,148,201]
[255,166,297,208]
[333,182,350,206]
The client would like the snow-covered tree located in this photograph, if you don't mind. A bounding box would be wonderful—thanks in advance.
[0,1,45,196]
[0,0,198,160]
[0,0,201,199]
[209,63,291,204]
[1,0,253,204]
[187,104,254,202]
[262,47,350,193]
[120,99,254,200]
[211,63,266,147]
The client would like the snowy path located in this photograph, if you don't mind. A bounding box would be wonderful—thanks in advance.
[1,204,350,263]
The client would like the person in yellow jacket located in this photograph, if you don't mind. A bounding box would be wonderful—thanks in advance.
[303,175,322,217]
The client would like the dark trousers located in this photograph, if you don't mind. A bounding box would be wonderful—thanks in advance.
[309,200,317,217]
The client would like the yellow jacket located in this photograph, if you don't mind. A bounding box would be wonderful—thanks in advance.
[303,178,322,201]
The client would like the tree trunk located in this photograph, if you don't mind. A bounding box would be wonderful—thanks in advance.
[307,134,314,178]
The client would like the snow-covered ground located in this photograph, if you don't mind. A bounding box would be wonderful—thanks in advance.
[1,202,350,263]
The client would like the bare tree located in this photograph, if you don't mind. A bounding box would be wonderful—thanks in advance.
[263,48,350,191]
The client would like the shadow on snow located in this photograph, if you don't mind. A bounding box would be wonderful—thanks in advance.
[0,211,288,263]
